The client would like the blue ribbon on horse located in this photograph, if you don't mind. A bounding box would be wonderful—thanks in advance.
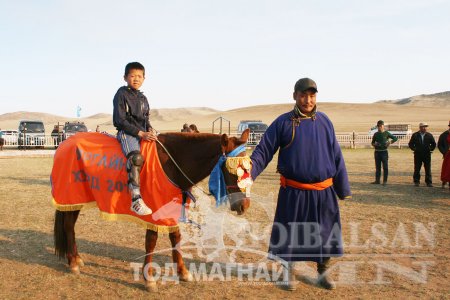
[208,144,247,206]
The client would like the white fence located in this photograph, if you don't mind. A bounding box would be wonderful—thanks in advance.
[335,133,419,149]
[246,132,441,149]
[1,134,58,149]
[0,132,441,149]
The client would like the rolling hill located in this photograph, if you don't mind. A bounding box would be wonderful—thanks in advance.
[376,91,450,107]
[1,93,449,134]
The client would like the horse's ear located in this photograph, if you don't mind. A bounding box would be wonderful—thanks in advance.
[240,129,250,143]
[221,133,229,147]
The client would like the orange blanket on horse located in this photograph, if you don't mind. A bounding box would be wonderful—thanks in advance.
[51,132,185,233]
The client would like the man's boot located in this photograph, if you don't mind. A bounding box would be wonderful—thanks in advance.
[127,152,152,216]
[317,258,336,290]
[284,262,297,291]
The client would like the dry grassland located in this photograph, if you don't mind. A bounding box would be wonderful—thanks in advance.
[0,148,449,299]
[1,102,449,134]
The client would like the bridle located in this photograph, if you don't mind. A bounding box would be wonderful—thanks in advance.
[223,154,252,196]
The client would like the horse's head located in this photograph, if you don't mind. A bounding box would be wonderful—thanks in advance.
[220,129,251,215]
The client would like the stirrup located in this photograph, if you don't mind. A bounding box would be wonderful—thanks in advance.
[131,197,153,216]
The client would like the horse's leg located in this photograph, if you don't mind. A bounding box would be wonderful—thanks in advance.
[169,229,193,282]
[63,210,81,274]
[71,211,84,267]
[144,229,158,292]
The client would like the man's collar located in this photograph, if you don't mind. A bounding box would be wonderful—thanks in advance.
[293,104,317,119]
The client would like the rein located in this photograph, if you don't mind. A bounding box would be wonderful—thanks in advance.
[156,139,210,195]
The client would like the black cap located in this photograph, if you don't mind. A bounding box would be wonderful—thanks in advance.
[377,120,384,126]
[294,78,318,93]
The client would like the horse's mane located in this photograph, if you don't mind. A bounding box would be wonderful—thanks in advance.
[160,132,246,152]
[161,132,220,141]
[159,132,221,152]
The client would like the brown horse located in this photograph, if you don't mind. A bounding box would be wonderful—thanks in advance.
[53,129,250,291]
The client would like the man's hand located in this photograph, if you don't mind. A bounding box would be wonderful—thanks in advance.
[138,130,157,141]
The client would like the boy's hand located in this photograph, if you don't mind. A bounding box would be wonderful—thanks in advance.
[138,130,157,141]
[150,128,158,136]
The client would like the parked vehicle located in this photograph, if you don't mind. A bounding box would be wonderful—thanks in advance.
[368,123,412,136]
[1,129,18,136]
[0,130,18,146]
[51,124,64,148]
[237,120,268,135]
[18,120,45,149]
[51,121,88,147]
[63,121,88,139]
[237,120,268,146]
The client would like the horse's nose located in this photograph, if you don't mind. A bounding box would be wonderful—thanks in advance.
[238,197,251,215]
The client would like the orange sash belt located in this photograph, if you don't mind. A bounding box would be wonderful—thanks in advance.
[280,175,333,191]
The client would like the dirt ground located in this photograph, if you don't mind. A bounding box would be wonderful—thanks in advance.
[0,148,449,299]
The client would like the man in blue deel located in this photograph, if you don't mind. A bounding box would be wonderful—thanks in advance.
[250,78,351,291]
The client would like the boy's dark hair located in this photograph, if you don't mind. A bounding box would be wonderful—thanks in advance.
[124,62,145,76]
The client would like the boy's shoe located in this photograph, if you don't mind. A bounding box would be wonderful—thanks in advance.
[426,183,433,187]
[370,181,380,184]
[414,182,420,187]
[131,197,153,215]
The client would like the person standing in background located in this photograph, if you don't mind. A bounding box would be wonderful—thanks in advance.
[408,122,436,187]
[0,129,4,151]
[438,121,450,189]
[189,124,199,133]
[181,123,192,132]
[371,120,398,185]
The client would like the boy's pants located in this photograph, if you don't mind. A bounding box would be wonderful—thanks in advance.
[117,131,142,197]
[117,131,140,156]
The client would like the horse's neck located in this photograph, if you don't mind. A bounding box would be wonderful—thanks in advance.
[158,133,222,188]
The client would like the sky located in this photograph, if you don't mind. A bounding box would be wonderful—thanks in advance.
[1,0,449,118]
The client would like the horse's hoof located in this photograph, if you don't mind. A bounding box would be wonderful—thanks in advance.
[70,266,80,275]
[76,256,85,267]
[179,271,193,282]
[145,280,158,292]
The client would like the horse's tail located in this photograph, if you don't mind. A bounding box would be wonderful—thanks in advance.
[54,210,67,259]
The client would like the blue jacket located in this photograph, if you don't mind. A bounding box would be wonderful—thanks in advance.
[113,86,152,137]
